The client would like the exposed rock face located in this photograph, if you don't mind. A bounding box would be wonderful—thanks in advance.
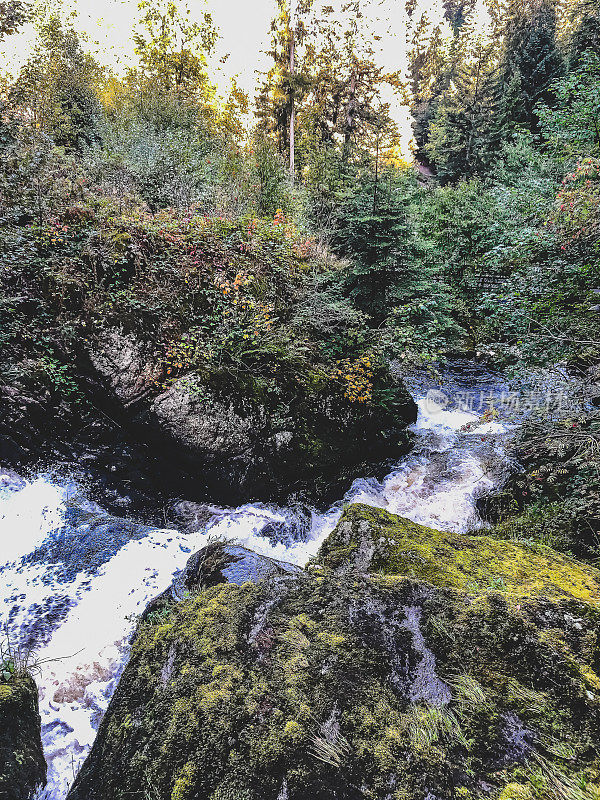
[142,541,304,619]
[0,674,47,799]
[88,330,158,408]
[0,379,69,466]
[68,506,600,800]
[89,330,418,504]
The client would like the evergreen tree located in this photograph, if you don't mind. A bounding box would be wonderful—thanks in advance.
[569,0,600,65]
[408,12,454,168]
[10,14,103,150]
[332,170,417,324]
[498,0,564,133]
[257,0,399,182]
[443,0,477,31]
[426,33,500,181]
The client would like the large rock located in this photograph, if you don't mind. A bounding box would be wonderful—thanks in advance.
[88,330,158,409]
[0,673,47,799]
[89,330,418,504]
[68,505,600,800]
[319,505,600,602]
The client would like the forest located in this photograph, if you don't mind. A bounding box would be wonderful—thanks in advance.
[1,0,600,798]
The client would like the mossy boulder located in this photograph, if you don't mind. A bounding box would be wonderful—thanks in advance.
[68,507,600,800]
[0,674,47,799]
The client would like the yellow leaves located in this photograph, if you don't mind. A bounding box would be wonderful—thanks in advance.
[332,354,375,403]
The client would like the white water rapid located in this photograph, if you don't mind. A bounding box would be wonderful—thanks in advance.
[0,364,513,798]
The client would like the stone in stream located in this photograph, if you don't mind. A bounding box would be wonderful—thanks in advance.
[68,505,600,800]
[0,672,47,799]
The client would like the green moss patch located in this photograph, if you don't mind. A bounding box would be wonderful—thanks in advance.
[319,504,600,605]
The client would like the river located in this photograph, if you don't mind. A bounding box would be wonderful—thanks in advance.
[0,361,514,798]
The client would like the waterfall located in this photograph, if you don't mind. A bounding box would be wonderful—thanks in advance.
[0,364,511,798]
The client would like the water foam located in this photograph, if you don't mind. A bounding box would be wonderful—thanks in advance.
[0,385,509,797]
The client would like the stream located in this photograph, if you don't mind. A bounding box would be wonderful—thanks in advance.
[0,362,515,798]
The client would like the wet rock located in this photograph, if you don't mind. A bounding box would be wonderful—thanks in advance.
[0,673,47,799]
[68,506,600,800]
[143,541,302,619]
[176,542,303,593]
[169,501,221,532]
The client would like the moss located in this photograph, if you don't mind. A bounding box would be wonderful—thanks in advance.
[171,761,198,800]
[498,784,535,800]
[319,504,600,605]
[68,509,600,800]
[0,673,47,800]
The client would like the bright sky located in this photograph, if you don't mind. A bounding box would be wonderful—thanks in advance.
[0,0,473,156]
[0,0,277,92]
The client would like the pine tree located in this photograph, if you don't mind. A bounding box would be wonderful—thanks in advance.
[408,12,454,168]
[332,170,417,324]
[258,0,399,183]
[443,0,477,31]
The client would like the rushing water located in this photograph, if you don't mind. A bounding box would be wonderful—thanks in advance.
[0,363,514,798]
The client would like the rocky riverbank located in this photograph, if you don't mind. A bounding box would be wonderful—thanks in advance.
[67,504,600,800]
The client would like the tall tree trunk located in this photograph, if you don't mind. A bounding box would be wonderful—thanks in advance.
[373,128,379,213]
[343,70,357,164]
[289,0,296,181]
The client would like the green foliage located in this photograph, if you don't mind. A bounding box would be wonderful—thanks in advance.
[488,409,600,560]
[132,0,217,103]
[425,36,500,182]
[538,52,600,159]
[251,130,289,217]
[10,14,103,150]
[332,170,415,322]
[330,167,460,361]
[498,0,564,134]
